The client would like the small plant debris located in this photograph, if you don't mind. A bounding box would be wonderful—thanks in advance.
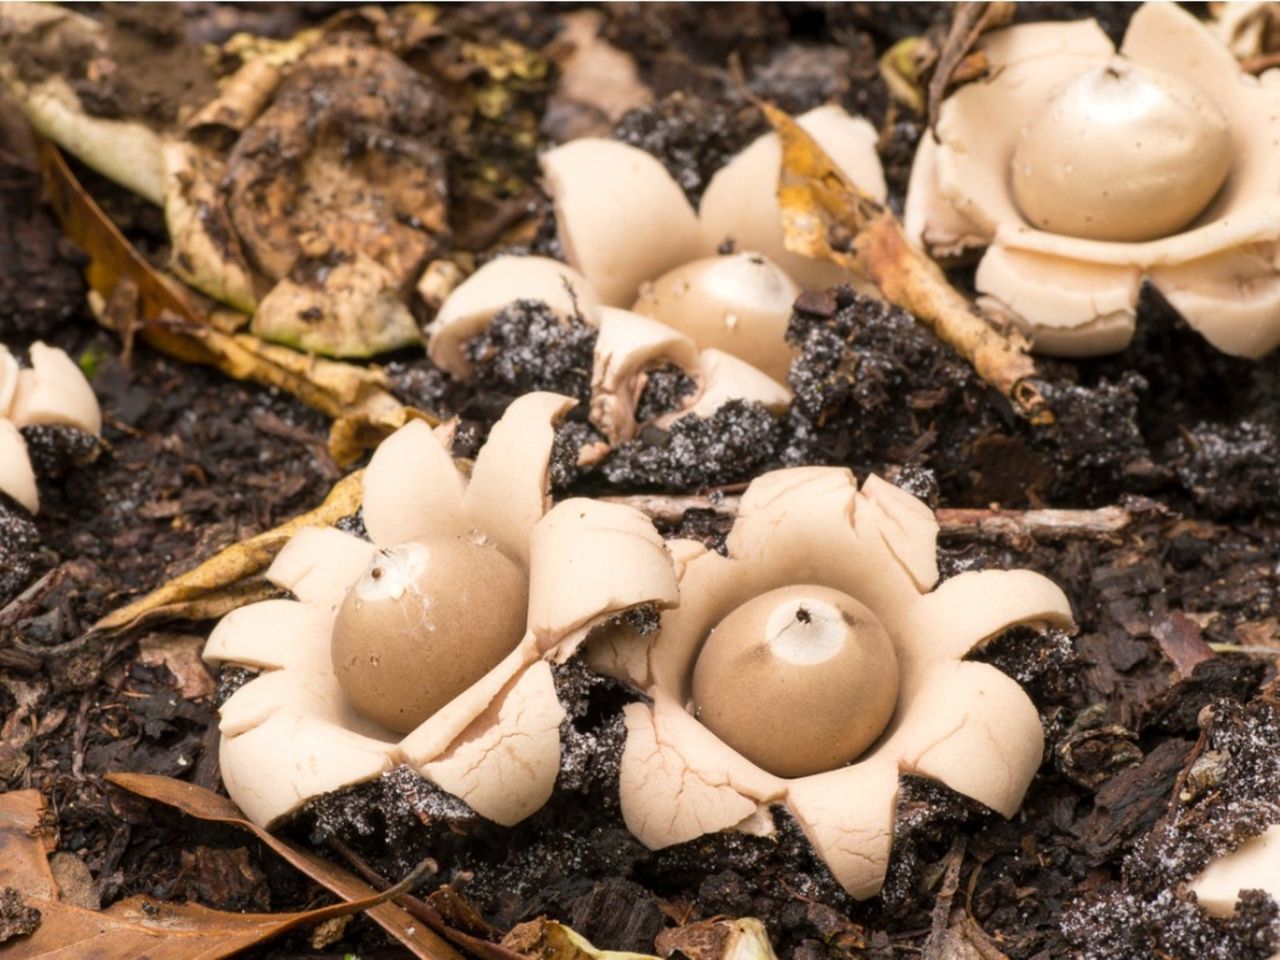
[1,5,1279,960]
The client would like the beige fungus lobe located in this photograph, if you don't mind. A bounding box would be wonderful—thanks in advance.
[1190,824,1280,924]
[0,421,38,515]
[541,138,705,307]
[204,391,680,828]
[587,308,789,445]
[0,342,102,515]
[905,2,1280,357]
[592,466,1074,898]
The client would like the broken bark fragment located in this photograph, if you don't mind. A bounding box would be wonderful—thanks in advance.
[764,103,1049,423]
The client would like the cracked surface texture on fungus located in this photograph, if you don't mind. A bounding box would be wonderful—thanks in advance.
[202,391,679,829]
[427,105,887,435]
[588,467,1074,899]
[904,2,1280,359]
[0,341,102,515]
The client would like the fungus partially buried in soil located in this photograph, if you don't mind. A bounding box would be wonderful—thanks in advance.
[905,2,1280,358]
[427,257,791,447]
[588,466,1074,898]
[429,256,599,378]
[1190,823,1280,932]
[425,103,889,432]
[0,341,101,514]
[202,391,679,828]
[631,253,800,383]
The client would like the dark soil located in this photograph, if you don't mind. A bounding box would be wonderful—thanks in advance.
[2,4,1278,960]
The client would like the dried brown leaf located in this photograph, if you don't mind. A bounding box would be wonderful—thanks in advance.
[105,772,462,960]
[1153,612,1216,677]
[136,634,217,700]
[90,470,363,635]
[764,103,1049,423]
[505,918,660,960]
[37,138,433,464]
[0,786,430,959]
[0,791,57,900]
[7,895,369,960]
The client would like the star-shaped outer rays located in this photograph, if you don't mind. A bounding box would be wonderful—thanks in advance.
[905,3,1280,359]
[204,391,678,829]
[590,466,1074,899]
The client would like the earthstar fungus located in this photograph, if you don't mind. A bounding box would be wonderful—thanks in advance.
[426,104,886,425]
[905,2,1280,357]
[203,391,678,828]
[589,467,1074,898]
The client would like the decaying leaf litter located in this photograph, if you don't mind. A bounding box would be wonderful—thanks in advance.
[0,3,1278,960]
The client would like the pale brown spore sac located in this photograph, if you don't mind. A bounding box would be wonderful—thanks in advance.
[691,584,898,779]
[1010,62,1232,243]
[331,536,529,734]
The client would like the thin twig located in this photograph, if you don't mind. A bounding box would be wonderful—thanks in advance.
[1167,728,1209,825]
[327,839,526,960]
[926,3,1015,131]
[922,837,966,959]
[0,567,65,630]
[601,494,1133,543]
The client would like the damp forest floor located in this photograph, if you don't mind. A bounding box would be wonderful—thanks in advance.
[1,3,1279,960]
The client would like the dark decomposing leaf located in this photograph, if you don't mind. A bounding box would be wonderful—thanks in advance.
[105,772,462,960]
[215,31,449,355]
[0,3,170,204]
[765,103,1049,423]
[0,786,437,959]
[37,138,434,465]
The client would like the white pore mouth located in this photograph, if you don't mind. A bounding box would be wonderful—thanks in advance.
[354,541,431,603]
[765,597,849,665]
